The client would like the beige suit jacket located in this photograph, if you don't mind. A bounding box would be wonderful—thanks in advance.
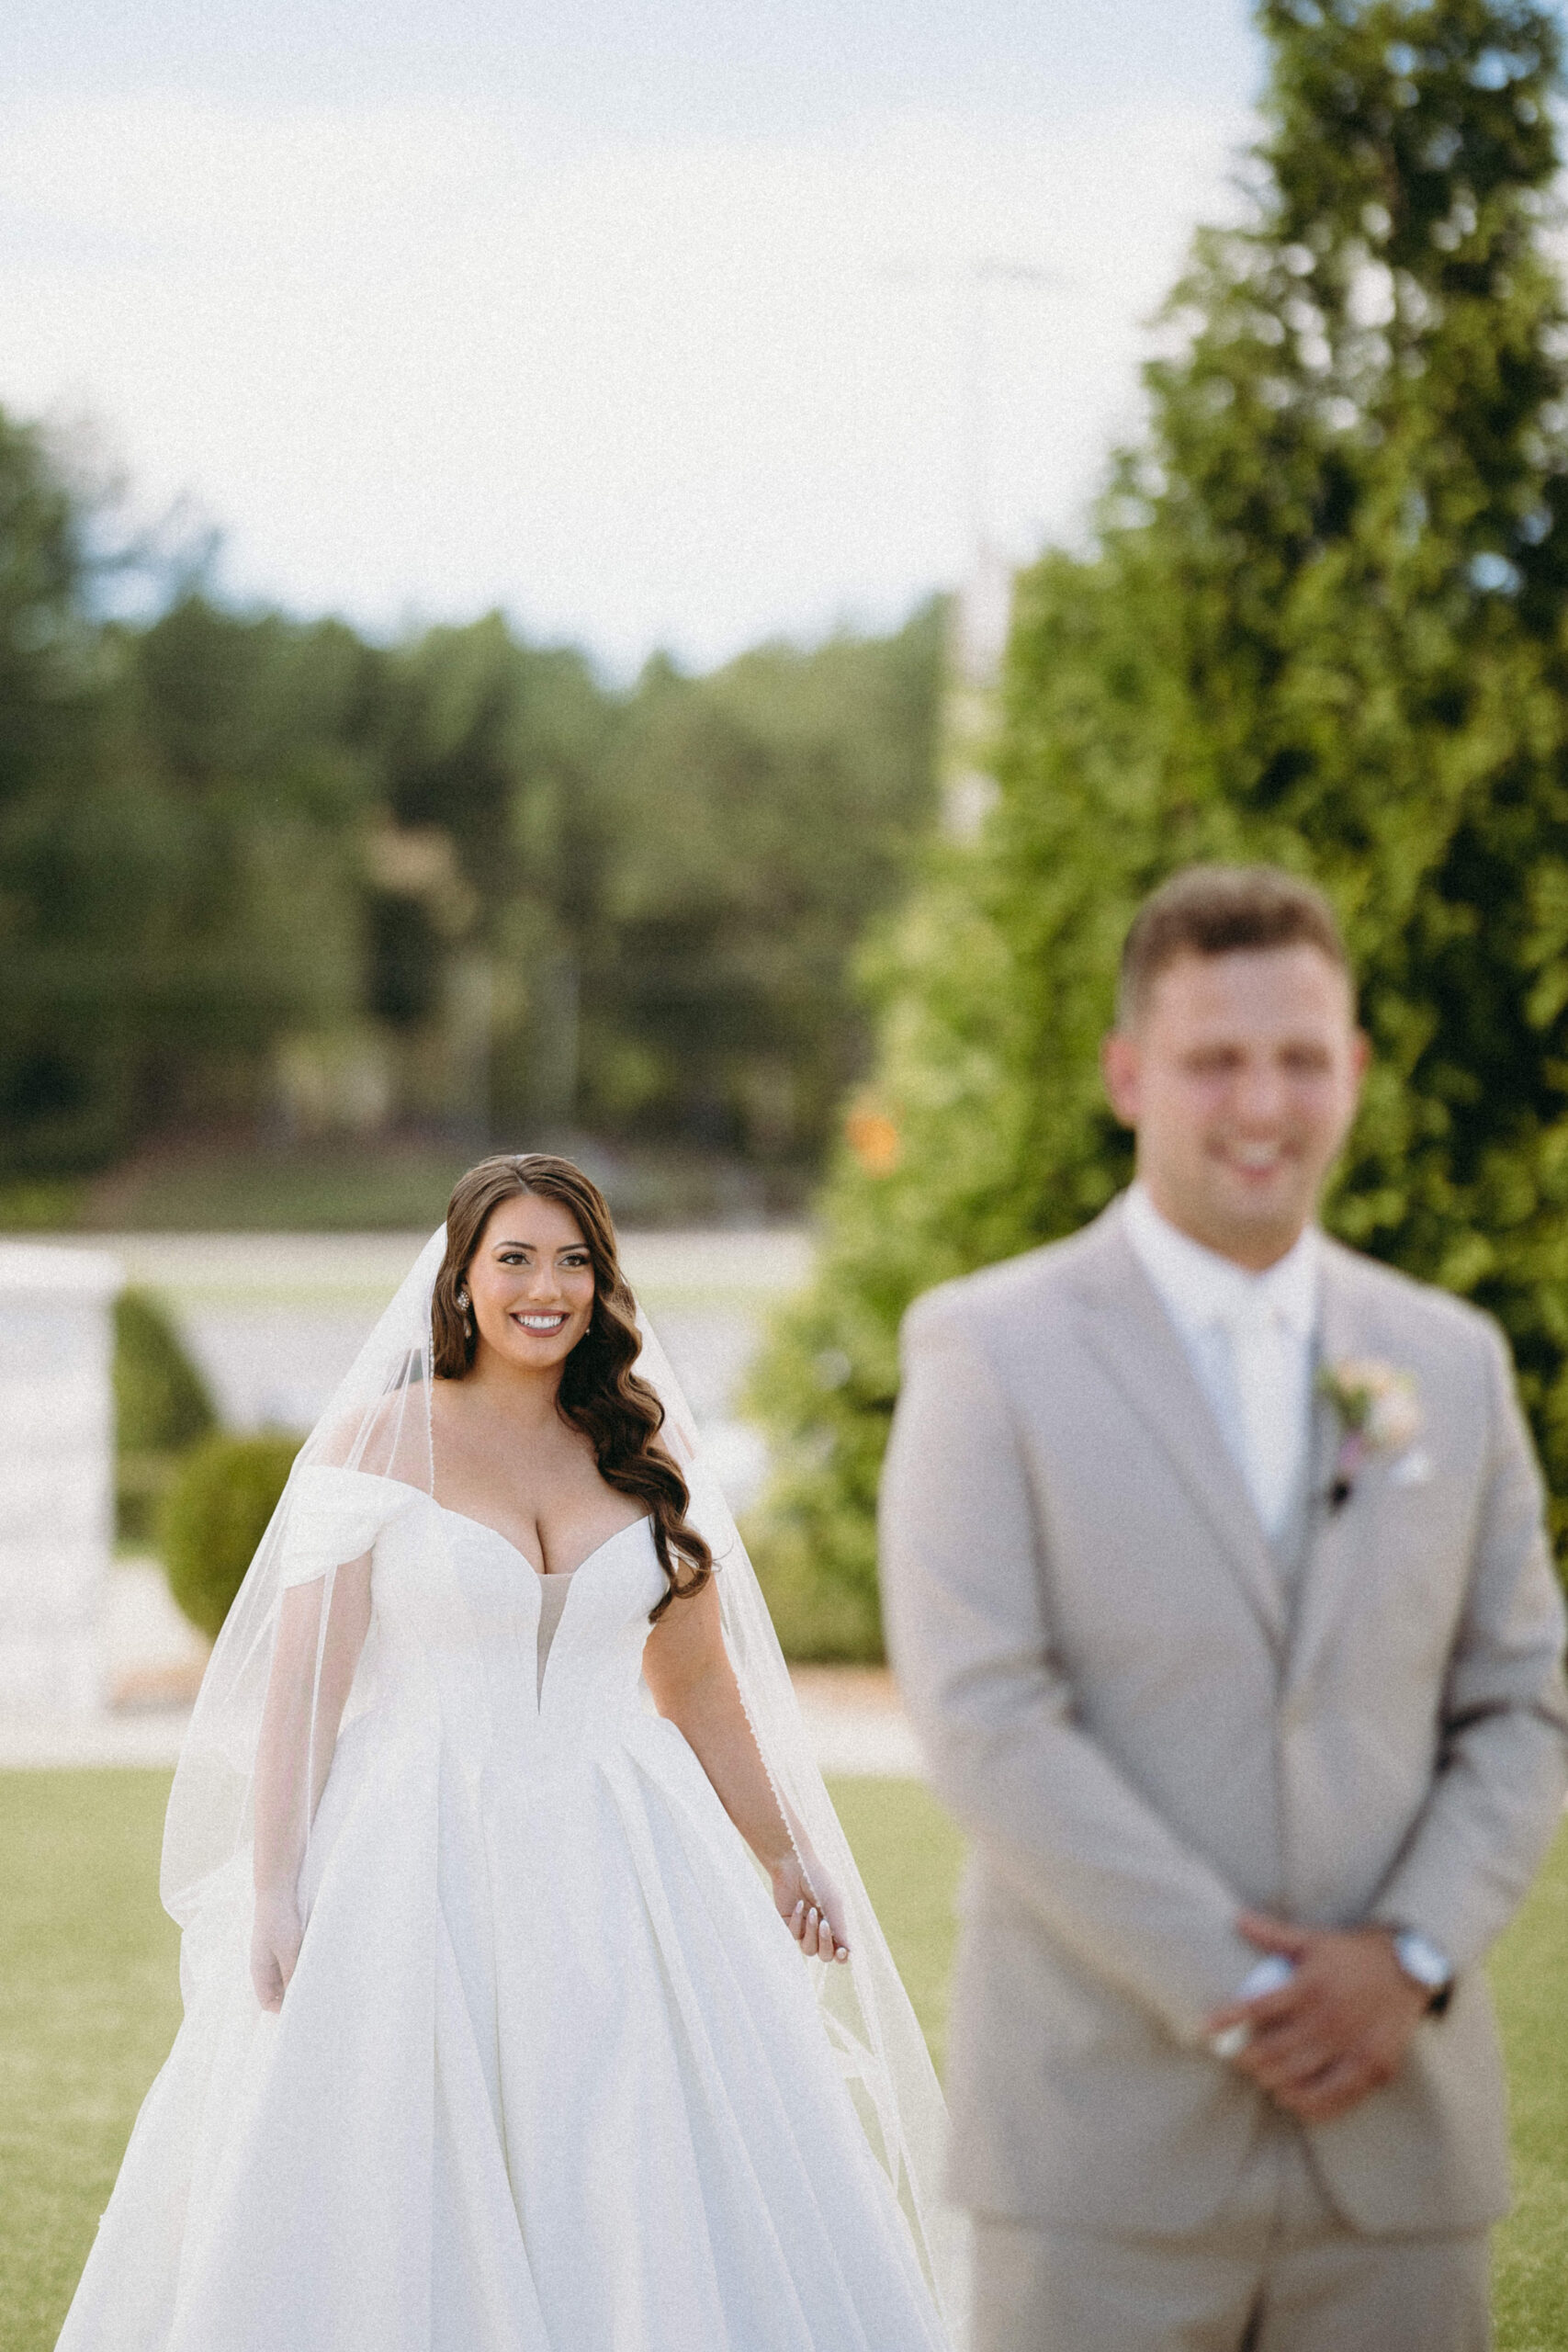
[881,1200,1568,2237]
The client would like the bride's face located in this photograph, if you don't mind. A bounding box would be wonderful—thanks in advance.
[465,1193,598,1375]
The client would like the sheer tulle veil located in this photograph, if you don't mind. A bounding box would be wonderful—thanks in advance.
[160,1219,968,2338]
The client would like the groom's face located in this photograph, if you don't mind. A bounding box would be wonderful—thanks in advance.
[1102,943,1368,1270]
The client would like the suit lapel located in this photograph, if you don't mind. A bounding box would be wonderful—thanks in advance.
[1073,1214,1287,1652]
[1282,1244,1376,1698]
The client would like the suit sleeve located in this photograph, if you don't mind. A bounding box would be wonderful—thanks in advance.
[1370,1317,1568,1971]
[882,1292,1260,2048]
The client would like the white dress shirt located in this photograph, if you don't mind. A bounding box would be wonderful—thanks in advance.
[1123,1182,1320,1542]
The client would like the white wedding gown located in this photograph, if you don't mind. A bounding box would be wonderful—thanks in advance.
[58,1467,950,2352]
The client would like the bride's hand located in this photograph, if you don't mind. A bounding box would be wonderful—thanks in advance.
[251,1885,303,2011]
[773,1851,851,1963]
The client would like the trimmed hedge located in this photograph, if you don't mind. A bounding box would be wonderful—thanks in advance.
[113,1289,217,1546]
[113,1290,216,1454]
[160,1432,300,1640]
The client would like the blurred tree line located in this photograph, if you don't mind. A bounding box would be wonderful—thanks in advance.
[0,410,942,1197]
[750,0,1568,1657]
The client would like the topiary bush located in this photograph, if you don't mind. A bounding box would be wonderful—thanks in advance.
[114,1289,216,1454]
[160,1431,301,1640]
[113,1288,219,1545]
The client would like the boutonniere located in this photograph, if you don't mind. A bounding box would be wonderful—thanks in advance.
[1317,1357,1423,1510]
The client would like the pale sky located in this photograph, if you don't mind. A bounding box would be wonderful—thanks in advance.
[2,1,1264,671]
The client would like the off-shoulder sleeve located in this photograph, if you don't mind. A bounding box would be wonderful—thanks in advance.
[277,1464,421,1589]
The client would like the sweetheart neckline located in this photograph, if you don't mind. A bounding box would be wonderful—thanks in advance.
[432,1498,652,1583]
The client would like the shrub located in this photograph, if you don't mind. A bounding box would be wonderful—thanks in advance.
[160,1431,300,1640]
[114,1289,216,1453]
[113,1288,218,1545]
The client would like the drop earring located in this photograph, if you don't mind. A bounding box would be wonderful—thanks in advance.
[456,1287,473,1342]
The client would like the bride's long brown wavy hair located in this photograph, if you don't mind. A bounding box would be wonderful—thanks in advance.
[432,1154,712,1623]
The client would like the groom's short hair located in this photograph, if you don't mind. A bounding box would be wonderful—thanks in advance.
[1118,864,1349,1027]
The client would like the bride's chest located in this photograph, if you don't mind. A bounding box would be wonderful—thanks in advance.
[368,1499,665,1660]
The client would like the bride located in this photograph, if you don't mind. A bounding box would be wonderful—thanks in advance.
[58,1154,963,2350]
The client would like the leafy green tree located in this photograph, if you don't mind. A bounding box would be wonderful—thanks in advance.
[0,502,384,1179]
[0,413,139,1173]
[366,612,618,1135]
[116,598,377,1125]
[0,431,942,1196]
[749,0,1568,1657]
[586,605,942,1167]
[0,413,97,806]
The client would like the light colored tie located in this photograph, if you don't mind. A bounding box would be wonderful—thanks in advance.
[1221,1293,1301,1539]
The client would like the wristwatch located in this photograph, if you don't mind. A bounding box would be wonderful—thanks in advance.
[1391,1927,1455,2014]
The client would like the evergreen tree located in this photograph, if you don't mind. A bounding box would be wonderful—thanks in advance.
[749,0,1568,1657]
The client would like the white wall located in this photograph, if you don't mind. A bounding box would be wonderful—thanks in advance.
[0,1245,121,1714]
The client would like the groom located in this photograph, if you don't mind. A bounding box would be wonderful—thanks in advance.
[882,864,1568,2351]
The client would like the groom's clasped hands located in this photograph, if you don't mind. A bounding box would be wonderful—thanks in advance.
[1206,1911,1431,2124]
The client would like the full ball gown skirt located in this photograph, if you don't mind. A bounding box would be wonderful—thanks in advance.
[56,1471,950,2352]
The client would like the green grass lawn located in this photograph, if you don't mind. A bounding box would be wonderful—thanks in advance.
[3,1770,1565,2349]
[0,1774,182,2352]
